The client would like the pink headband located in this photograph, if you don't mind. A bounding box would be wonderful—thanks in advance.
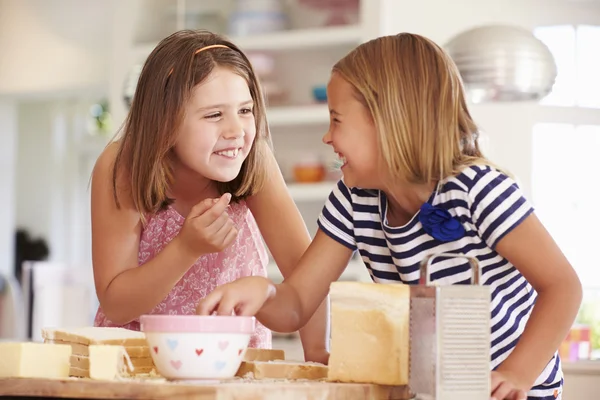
[167,44,230,76]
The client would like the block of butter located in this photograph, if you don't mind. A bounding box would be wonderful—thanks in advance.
[88,345,134,380]
[0,342,71,379]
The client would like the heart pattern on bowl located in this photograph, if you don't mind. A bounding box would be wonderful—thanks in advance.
[218,341,229,351]
[166,338,178,351]
[170,360,182,370]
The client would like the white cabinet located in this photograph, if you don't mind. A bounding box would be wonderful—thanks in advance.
[107,0,386,205]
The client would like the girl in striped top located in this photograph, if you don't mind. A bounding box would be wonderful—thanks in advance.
[197,33,582,400]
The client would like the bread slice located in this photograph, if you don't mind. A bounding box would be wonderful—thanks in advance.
[45,338,151,358]
[236,360,328,380]
[242,348,285,362]
[41,327,147,346]
[327,282,410,386]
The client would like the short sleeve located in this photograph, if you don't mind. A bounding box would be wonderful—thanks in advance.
[317,179,357,250]
[468,168,535,249]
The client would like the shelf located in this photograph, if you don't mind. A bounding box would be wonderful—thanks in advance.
[287,181,336,202]
[132,25,363,61]
[234,25,362,52]
[267,104,329,127]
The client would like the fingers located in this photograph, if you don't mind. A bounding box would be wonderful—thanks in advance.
[189,193,232,222]
[491,381,512,400]
[201,193,232,224]
[188,197,219,219]
[513,390,527,400]
[196,290,223,315]
[216,295,240,316]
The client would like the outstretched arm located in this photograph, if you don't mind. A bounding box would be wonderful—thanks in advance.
[246,147,346,362]
[197,229,353,334]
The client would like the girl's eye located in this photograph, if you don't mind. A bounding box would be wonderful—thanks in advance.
[205,112,221,119]
[332,118,341,123]
[240,107,253,114]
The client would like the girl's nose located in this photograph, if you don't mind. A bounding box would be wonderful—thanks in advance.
[223,117,244,139]
[322,129,332,145]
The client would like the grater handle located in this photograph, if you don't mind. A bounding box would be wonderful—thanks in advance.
[419,253,482,286]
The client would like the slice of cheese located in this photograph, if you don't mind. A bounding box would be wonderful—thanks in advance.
[0,342,71,379]
[242,348,285,362]
[327,282,410,386]
[41,327,147,346]
[45,338,151,357]
[236,360,328,380]
[88,345,135,380]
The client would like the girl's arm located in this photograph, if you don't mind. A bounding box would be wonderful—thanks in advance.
[492,212,582,389]
[91,143,230,324]
[197,228,354,333]
[246,147,338,362]
[257,229,354,332]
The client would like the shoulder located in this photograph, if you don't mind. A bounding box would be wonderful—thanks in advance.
[330,178,379,206]
[443,164,517,197]
[91,140,135,211]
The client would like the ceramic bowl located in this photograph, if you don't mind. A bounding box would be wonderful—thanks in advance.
[140,315,255,380]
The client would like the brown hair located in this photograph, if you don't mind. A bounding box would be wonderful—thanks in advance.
[112,30,271,221]
[332,33,489,185]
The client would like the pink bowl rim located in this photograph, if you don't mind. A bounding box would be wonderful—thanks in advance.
[139,315,255,334]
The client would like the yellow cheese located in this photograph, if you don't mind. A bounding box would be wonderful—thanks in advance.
[45,338,151,357]
[0,342,71,379]
[41,327,147,346]
[88,345,134,380]
[327,282,410,386]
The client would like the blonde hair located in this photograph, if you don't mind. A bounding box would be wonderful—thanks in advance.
[112,30,271,221]
[332,33,490,184]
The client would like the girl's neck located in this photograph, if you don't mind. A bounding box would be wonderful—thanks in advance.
[168,161,219,216]
[383,180,437,226]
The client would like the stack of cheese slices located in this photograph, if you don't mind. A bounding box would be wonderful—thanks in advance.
[42,327,155,378]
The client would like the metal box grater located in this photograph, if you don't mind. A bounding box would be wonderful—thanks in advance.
[410,253,491,400]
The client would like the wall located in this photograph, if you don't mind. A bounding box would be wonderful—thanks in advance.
[0,100,17,276]
[0,0,112,98]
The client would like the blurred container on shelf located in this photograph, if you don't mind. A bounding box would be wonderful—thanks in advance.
[293,155,326,183]
[228,0,289,36]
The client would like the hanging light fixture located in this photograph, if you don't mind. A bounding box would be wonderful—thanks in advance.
[444,25,557,103]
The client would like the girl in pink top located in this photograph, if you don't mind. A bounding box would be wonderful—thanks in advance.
[90,30,328,363]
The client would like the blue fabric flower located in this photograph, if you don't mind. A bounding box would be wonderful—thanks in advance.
[419,203,465,242]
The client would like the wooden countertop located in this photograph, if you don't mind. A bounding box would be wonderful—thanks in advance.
[0,377,413,400]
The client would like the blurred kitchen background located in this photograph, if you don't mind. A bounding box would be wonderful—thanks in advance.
[0,0,599,396]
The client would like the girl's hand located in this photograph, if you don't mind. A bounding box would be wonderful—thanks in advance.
[491,371,527,400]
[196,276,276,316]
[177,193,238,258]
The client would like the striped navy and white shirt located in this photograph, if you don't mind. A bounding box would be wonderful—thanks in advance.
[318,165,562,400]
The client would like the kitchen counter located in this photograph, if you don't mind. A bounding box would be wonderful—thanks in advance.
[0,377,413,400]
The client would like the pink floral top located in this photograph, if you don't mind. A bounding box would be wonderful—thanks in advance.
[94,200,272,348]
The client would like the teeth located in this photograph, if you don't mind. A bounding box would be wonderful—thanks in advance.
[331,154,346,170]
[215,148,239,158]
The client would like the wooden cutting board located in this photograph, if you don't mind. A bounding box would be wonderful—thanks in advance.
[0,377,413,400]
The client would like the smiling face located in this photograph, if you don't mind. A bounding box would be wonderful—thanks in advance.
[173,66,256,183]
[322,73,382,189]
